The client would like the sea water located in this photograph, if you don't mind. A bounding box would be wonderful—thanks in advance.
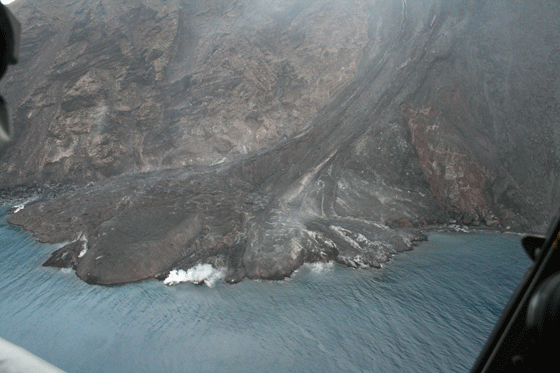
[0,207,531,372]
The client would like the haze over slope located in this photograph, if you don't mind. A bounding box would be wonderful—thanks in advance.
[2,0,560,285]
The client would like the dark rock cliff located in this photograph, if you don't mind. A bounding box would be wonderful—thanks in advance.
[2,0,560,285]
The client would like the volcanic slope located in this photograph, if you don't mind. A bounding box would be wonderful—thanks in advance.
[4,0,560,284]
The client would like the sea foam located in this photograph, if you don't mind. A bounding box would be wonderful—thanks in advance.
[13,204,25,213]
[164,264,226,287]
[306,261,334,274]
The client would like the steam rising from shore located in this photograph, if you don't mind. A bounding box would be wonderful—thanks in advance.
[164,264,226,287]
[306,261,334,274]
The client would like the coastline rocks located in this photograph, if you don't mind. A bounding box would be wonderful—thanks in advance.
[462,213,475,225]
[42,240,84,269]
[484,214,500,229]
[8,167,428,286]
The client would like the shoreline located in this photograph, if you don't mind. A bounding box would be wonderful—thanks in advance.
[420,224,526,236]
[1,193,530,288]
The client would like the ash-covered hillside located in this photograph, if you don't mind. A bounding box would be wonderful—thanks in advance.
[2,0,560,285]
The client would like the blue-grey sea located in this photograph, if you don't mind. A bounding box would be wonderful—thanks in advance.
[0,207,531,372]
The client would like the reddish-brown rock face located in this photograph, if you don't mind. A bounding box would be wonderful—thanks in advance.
[406,105,489,217]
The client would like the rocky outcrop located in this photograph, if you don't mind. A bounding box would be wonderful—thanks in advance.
[406,105,489,219]
[0,0,369,183]
[3,0,560,285]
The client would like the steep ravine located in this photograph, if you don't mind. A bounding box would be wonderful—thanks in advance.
[3,0,560,285]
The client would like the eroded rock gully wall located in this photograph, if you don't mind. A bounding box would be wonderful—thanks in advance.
[0,0,369,182]
[2,0,560,285]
